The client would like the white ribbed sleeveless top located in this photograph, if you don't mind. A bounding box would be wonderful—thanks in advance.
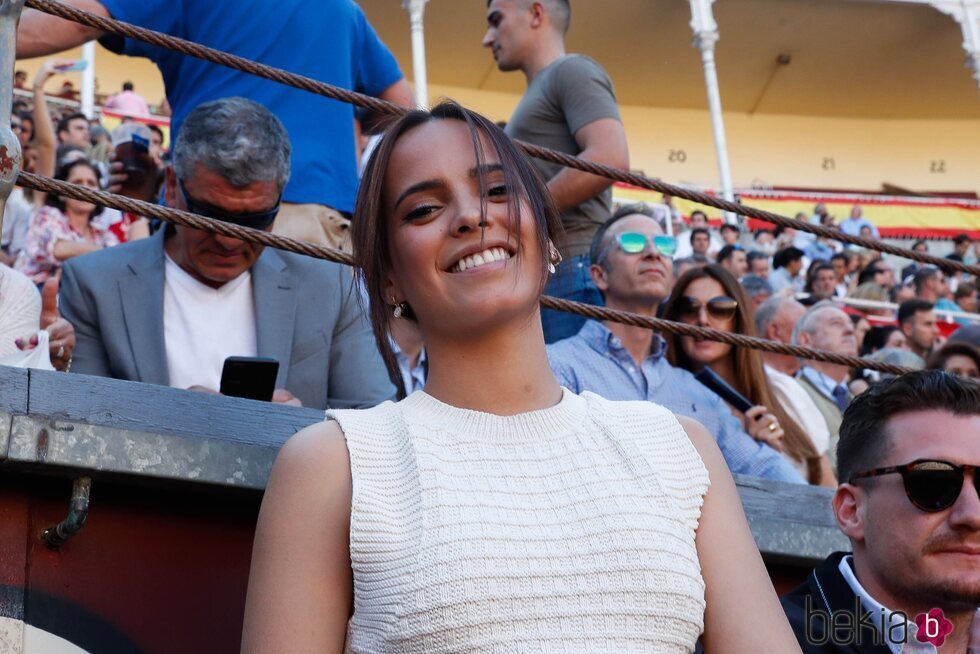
[327,388,710,653]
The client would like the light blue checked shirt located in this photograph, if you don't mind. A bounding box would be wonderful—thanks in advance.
[547,320,805,484]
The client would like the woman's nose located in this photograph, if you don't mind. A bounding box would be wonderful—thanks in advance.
[452,200,489,235]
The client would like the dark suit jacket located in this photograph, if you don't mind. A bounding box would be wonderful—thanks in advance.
[60,230,395,410]
[782,552,894,654]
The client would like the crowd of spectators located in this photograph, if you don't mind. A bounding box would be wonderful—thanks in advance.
[4,0,979,649]
[3,2,977,482]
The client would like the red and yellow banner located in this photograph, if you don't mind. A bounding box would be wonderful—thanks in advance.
[613,184,980,239]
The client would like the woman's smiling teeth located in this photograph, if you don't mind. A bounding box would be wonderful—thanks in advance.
[454,247,512,272]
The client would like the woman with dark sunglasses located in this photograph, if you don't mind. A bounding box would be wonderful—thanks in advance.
[664,265,835,486]
[243,103,802,653]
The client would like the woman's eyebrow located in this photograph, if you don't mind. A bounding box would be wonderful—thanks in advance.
[393,164,505,210]
[393,179,444,212]
[469,163,505,178]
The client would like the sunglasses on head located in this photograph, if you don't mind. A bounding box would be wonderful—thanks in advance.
[850,459,979,513]
[177,178,280,230]
[672,295,738,322]
[614,232,677,257]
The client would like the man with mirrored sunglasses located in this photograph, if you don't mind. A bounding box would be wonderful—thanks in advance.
[548,211,805,484]
[59,98,394,411]
[782,371,980,653]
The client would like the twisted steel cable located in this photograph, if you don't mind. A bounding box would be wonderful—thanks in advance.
[16,170,912,375]
[22,0,980,278]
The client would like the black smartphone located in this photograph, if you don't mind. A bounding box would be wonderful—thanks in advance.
[694,367,754,414]
[219,356,279,402]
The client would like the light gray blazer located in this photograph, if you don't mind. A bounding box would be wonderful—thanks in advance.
[59,229,395,410]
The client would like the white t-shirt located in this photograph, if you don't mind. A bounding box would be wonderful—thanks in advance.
[163,254,257,391]
[764,364,831,477]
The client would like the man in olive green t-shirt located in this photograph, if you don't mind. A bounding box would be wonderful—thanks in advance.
[483,0,629,343]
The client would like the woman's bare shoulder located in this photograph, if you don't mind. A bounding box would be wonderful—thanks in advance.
[269,419,351,493]
[674,415,724,470]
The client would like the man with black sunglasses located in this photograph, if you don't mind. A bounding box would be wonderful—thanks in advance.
[782,371,980,653]
[58,98,394,410]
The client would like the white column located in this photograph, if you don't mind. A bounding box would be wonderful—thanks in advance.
[688,0,736,223]
[81,40,96,118]
[402,0,429,109]
[937,0,980,87]
[1,0,28,233]
[872,0,980,88]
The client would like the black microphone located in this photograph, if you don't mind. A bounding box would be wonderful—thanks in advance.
[694,367,754,414]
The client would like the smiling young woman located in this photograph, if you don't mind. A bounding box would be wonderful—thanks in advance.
[241,102,801,653]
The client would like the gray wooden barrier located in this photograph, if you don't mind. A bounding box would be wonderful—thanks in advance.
[0,366,847,566]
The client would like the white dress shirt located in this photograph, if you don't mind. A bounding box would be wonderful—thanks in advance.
[839,555,980,653]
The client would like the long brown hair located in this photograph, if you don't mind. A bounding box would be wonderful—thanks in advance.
[663,264,823,483]
[351,101,564,396]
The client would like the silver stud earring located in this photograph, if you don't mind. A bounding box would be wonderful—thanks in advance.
[548,240,562,274]
[392,297,406,318]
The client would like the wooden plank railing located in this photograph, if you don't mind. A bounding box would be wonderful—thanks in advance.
[0,365,847,565]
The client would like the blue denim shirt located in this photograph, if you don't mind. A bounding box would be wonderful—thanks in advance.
[547,320,805,483]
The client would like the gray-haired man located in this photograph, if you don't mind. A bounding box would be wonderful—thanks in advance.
[59,97,395,410]
[792,301,859,472]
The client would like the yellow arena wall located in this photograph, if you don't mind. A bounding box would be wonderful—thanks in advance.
[427,84,980,199]
[15,50,980,236]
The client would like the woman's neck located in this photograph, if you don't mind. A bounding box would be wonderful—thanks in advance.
[706,356,737,389]
[64,208,90,234]
[420,312,563,416]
